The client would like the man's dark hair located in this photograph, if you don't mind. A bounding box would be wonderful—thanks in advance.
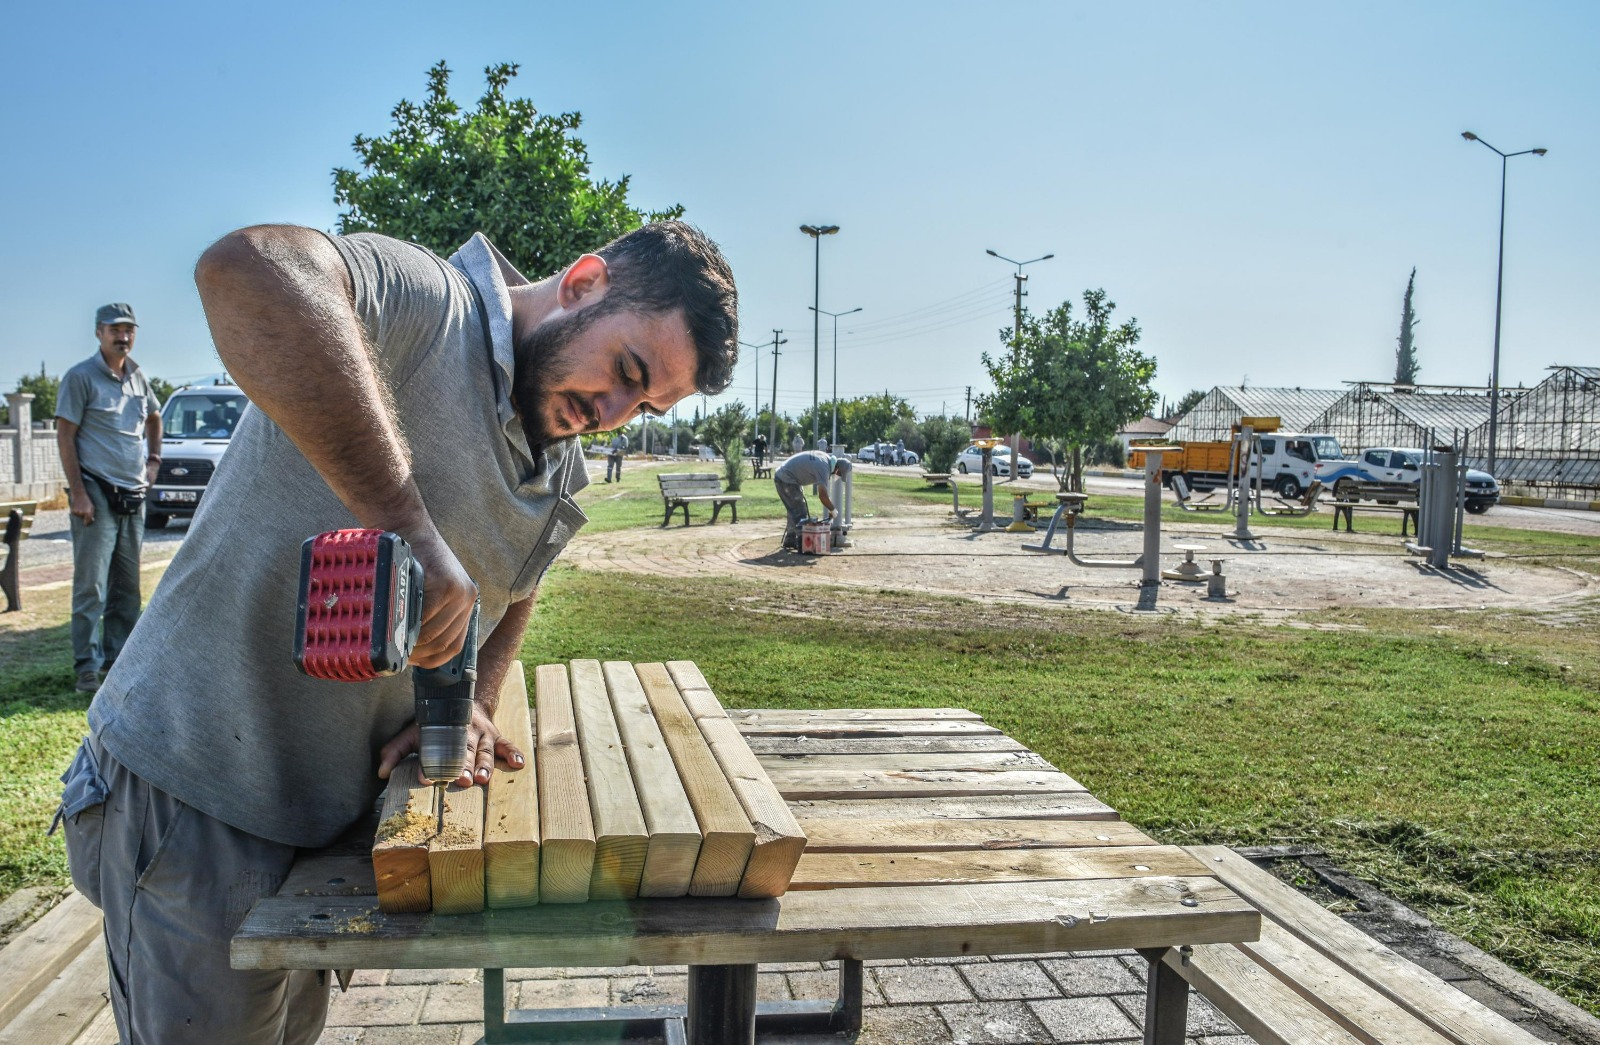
[589,220,739,394]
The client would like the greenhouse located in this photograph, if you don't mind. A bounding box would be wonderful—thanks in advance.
[1164,386,1344,442]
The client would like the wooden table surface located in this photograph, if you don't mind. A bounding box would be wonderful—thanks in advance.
[233,707,1259,972]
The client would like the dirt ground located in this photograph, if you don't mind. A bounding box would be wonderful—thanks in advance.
[565,501,1597,622]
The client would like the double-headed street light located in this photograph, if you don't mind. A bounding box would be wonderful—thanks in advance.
[809,305,863,446]
[800,224,841,448]
[1461,131,1547,474]
[986,249,1054,481]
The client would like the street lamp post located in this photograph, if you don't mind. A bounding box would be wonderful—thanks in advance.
[800,224,840,448]
[810,305,862,447]
[739,338,769,446]
[985,249,1054,482]
[1461,131,1547,475]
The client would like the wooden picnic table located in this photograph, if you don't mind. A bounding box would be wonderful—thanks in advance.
[233,707,1260,1045]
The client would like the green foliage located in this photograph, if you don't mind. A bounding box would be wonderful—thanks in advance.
[981,289,1156,491]
[147,376,177,405]
[917,415,971,473]
[1172,388,1207,419]
[699,402,751,491]
[798,394,916,452]
[333,62,681,275]
[6,369,60,424]
[1395,267,1421,386]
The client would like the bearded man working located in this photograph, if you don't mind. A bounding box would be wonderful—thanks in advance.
[55,220,738,1043]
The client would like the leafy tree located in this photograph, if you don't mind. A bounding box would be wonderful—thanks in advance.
[1395,267,1420,386]
[699,402,751,490]
[148,376,178,405]
[334,62,682,274]
[980,289,1156,492]
[917,415,971,473]
[1171,388,1206,420]
[6,369,60,424]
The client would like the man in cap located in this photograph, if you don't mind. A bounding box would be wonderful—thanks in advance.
[54,304,163,693]
[773,449,850,551]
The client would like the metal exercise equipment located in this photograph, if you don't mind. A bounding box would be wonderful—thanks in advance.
[1024,445,1172,586]
[1405,431,1485,567]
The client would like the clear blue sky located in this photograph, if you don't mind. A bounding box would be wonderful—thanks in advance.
[3,1,1594,422]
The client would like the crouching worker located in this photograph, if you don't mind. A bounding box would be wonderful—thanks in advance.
[773,450,850,551]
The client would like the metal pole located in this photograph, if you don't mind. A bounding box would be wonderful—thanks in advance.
[811,235,822,448]
[831,313,840,447]
[1142,449,1163,585]
[1487,153,1507,474]
[1010,271,1024,483]
[769,330,784,453]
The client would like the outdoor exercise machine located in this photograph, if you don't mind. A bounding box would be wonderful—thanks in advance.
[826,466,855,549]
[1022,444,1177,585]
[1405,432,1484,568]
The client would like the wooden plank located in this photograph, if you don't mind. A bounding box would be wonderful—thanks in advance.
[69,1005,118,1045]
[484,662,539,908]
[801,818,1154,853]
[733,720,1000,738]
[790,844,1210,889]
[233,874,1261,971]
[602,662,702,898]
[569,660,649,900]
[534,664,595,904]
[427,783,484,915]
[1164,942,1365,1045]
[633,662,755,897]
[788,793,1119,821]
[0,891,103,1029]
[757,750,1054,773]
[1189,846,1547,1045]
[729,708,983,723]
[283,820,375,896]
[1242,920,1454,1045]
[371,756,435,914]
[767,767,1086,801]
[667,661,806,899]
[0,939,108,1045]
[741,734,1027,755]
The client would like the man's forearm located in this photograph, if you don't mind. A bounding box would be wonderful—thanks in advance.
[475,595,536,718]
[194,225,426,533]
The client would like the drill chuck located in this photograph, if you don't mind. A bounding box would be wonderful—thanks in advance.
[413,601,480,783]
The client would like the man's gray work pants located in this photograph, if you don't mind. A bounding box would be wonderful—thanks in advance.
[606,452,623,481]
[775,479,810,542]
[69,481,145,675]
[58,735,331,1044]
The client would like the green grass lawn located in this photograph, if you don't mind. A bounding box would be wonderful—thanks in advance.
[4,467,1598,1014]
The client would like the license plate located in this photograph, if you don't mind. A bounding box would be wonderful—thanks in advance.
[160,491,199,503]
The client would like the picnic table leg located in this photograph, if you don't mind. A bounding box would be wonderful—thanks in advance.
[2,509,20,612]
[687,963,757,1045]
[1137,948,1189,1045]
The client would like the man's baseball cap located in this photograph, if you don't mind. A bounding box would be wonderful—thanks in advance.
[832,457,853,474]
[95,303,138,326]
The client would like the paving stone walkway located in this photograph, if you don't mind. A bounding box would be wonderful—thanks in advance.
[316,950,1250,1044]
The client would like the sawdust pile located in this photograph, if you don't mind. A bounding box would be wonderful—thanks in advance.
[375,808,436,846]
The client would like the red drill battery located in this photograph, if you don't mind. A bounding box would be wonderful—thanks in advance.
[293,529,424,682]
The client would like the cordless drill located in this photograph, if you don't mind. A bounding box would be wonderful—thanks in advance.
[292,529,480,788]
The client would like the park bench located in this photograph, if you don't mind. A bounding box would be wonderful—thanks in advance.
[2,499,38,612]
[657,472,741,527]
[920,472,950,487]
[1332,502,1419,536]
[1167,846,1545,1045]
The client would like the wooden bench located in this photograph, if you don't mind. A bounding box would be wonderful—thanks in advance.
[1169,846,1544,1045]
[2,499,38,613]
[920,472,950,488]
[1332,502,1419,536]
[752,464,772,479]
[657,472,741,527]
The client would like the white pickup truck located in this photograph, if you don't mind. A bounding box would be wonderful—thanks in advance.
[1317,447,1500,513]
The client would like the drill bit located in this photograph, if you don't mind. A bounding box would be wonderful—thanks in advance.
[434,781,446,834]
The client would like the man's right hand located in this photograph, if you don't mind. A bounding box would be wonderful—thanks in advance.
[403,525,479,668]
[69,489,95,526]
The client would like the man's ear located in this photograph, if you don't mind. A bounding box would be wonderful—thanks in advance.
[556,254,611,310]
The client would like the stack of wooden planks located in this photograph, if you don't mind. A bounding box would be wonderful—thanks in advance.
[372,660,807,914]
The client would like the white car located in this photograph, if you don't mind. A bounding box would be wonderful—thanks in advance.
[954,444,1034,478]
[147,383,248,528]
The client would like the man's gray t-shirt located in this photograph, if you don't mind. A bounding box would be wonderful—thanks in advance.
[89,232,590,848]
[55,354,160,489]
[775,451,836,488]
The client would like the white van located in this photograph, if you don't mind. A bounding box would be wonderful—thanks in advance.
[147,383,248,528]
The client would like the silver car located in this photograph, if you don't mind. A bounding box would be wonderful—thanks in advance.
[954,445,1034,478]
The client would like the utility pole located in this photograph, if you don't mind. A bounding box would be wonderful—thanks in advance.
[800,224,840,448]
[768,329,787,451]
[739,338,768,445]
[965,386,972,425]
[986,249,1054,481]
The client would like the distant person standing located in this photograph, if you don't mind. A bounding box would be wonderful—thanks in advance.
[790,432,804,455]
[816,435,829,452]
[55,304,163,693]
[773,451,850,551]
[752,433,768,471]
[604,429,629,482]
[895,438,906,465]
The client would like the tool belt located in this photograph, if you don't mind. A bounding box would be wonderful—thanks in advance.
[82,469,147,516]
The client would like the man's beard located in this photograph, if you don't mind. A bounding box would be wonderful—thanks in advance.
[511,308,603,449]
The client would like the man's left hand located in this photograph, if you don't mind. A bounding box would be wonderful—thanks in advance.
[376,704,526,787]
